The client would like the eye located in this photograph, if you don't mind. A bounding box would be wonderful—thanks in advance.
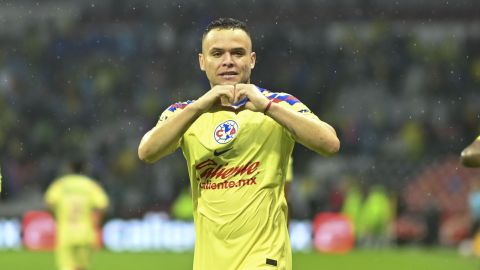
[232,50,246,56]
[210,50,223,57]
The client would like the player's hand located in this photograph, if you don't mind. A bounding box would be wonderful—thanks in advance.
[191,85,236,112]
[234,84,270,112]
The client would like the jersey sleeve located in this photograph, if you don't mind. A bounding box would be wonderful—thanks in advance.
[264,90,320,141]
[263,90,319,120]
[156,101,194,149]
[44,179,62,207]
[157,101,194,123]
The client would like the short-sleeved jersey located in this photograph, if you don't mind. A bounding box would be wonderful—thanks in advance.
[158,86,318,270]
[44,174,109,246]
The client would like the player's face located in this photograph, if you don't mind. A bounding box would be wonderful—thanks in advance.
[199,29,256,87]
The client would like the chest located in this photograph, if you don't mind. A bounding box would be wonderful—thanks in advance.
[182,110,282,155]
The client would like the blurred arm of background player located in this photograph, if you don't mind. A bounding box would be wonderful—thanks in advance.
[461,136,480,167]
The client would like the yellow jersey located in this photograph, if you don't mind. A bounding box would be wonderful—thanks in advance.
[286,157,293,183]
[159,87,318,270]
[44,174,109,246]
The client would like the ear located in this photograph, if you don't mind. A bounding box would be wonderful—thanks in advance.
[250,52,256,69]
[199,53,205,71]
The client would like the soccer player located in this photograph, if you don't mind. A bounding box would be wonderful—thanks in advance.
[138,18,340,270]
[44,159,109,270]
[461,136,480,167]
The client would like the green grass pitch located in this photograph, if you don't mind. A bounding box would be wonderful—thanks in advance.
[0,248,478,270]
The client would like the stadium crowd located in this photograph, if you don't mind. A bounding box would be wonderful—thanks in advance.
[1,0,479,245]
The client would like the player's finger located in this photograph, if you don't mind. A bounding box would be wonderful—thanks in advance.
[220,95,231,106]
[233,84,237,103]
[227,86,236,104]
[233,94,244,105]
[218,86,235,105]
[234,88,247,104]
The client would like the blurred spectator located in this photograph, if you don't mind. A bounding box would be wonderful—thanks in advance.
[423,197,441,246]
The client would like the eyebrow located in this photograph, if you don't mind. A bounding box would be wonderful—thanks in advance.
[231,48,247,53]
[209,47,247,53]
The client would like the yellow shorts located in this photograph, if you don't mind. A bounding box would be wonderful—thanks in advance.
[56,245,93,270]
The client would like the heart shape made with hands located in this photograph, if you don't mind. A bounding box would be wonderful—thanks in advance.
[230,96,249,109]
[220,96,248,109]
[220,86,249,109]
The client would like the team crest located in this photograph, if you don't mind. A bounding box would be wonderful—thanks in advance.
[213,120,239,144]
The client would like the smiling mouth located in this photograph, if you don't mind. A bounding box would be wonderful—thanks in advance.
[219,72,238,79]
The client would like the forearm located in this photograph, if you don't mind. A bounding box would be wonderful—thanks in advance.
[461,137,480,167]
[266,103,340,156]
[138,105,202,163]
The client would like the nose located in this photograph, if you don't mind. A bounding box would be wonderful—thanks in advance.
[222,53,234,67]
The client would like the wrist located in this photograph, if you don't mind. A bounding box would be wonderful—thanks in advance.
[263,100,273,114]
[187,101,206,115]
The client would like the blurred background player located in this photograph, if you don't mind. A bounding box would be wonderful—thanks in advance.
[461,136,480,168]
[356,185,393,248]
[44,158,109,270]
[138,17,339,270]
[341,181,364,242]
[171,186,194,221]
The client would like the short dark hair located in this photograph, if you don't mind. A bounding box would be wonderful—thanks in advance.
[203,18,250,39]
[70,157,86,174]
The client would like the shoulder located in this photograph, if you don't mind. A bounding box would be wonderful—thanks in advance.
[258,87,312,113]
[260,88,303,108]
[259,88,300,105]
[79,176,101,187]
[46,179,61,191]
[166,100,195,112]
[159,100,195,121]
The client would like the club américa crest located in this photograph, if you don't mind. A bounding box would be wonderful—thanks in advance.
[213,120,238,144]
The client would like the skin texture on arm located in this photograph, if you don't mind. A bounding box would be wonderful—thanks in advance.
[461,137,480,167]
[265,100,340,156]
[138,104,202,163]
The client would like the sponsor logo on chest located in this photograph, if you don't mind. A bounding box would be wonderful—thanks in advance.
[195,159,260,190]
